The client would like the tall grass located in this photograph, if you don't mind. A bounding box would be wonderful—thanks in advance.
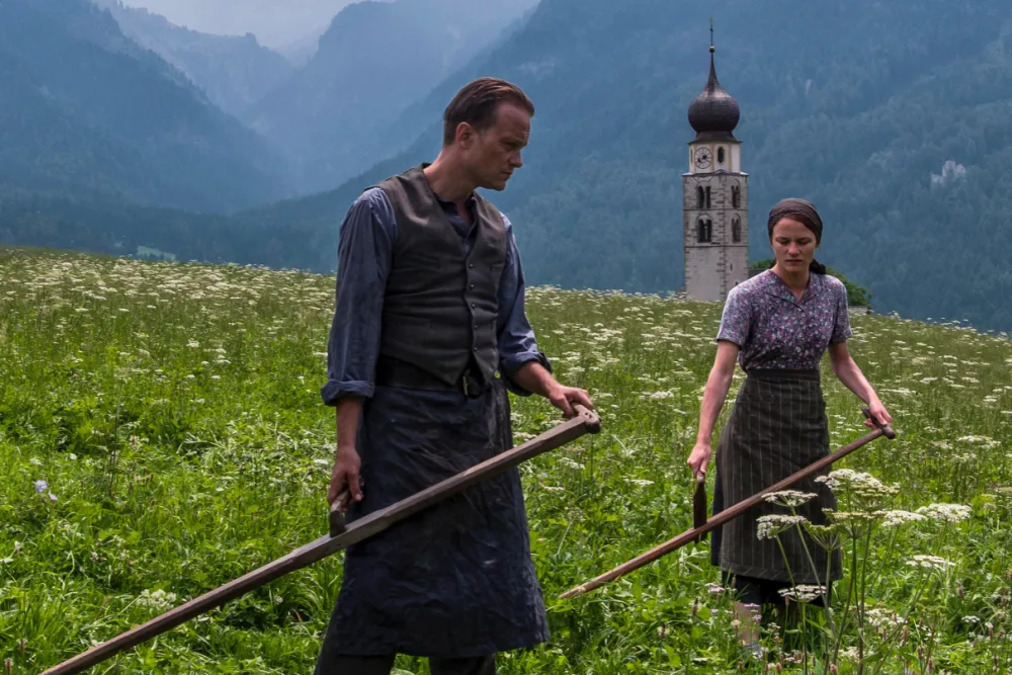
[1,247,1009,673]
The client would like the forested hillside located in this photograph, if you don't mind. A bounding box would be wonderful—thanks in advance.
[1,0,1010,331]
[243,0,538,192]
[0,0,287,212]
[361,0,1012,330]
[94,0,294,119]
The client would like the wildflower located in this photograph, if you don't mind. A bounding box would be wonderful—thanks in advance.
[866,607,904,630]
[705,582,725,594]
[825,511,878,523]
[905,554,955,571]
[756,514,806,540]
[763,490,817,507]
[557,457,584,471]
[878,510,928,527]
[34,479,48,493]
[816,469,898,499]
[778,585,826,603]
[915,503,971,523]
[49,493,58,502]
[136,588,178,610]
[625,478,654,487]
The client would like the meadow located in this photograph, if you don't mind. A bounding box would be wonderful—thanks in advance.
[0,247,1009,674]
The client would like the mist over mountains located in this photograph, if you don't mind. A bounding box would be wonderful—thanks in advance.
[1,0,1010,332]
[243,0,539,191]
[0,0,286,212]
[95,0,294,119]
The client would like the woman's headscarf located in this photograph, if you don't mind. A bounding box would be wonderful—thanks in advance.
[766,198,826,274]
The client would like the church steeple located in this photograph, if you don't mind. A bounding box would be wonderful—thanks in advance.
[687,29,740,143]
[682,23,748,303]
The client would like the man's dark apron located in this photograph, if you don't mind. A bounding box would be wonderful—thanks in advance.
[710,369,842,585]
[315,380,548,661]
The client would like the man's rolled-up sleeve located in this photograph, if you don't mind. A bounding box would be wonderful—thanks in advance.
[497,217,551,396]
[320,189,395,406]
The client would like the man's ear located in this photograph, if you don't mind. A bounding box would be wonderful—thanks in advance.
[455,121,475,148]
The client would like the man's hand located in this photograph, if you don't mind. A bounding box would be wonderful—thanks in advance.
[546,384,594,418]
[328,444,363,510]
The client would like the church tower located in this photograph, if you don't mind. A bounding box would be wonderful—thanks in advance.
[683,32,748,302]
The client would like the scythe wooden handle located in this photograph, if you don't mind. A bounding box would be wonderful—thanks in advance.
[42,404,600,674]
[559,415,895,600]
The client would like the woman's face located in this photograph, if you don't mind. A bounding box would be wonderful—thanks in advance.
[770,217,818,273]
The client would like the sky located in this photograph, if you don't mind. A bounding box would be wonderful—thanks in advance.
[120,0,363,49]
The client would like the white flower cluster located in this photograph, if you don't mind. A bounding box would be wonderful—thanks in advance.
[905,555,955,571]
[763,490,817,508]
[136,588,178,610]
[778,585,826,603]
[915,503,971,523]
[756,514,807,540]
[877,510,928,527]
[816,469,898,499]
[865,607,904,630]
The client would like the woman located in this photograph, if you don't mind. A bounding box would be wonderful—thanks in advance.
[686,198,891,650]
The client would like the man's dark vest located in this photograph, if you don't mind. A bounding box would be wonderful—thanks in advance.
[375,165,508,390]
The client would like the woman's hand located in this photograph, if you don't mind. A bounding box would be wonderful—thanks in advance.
[864,398,892,429]
[687,440,712,480]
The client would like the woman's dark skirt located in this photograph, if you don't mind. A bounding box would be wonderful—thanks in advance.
[710,369,841,588]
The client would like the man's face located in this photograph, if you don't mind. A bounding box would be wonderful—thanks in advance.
[465,102,530,191]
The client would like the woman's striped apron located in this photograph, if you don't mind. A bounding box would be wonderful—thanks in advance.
[710,369,842,585]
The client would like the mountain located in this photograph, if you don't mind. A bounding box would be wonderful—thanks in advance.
[93,0,294,119]
[243,0,539,193]
[237,0,1012,331]
[0,0,287,212]
[3,0,1011,333]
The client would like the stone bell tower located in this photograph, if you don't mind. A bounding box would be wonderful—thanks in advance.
[683,30,748,302]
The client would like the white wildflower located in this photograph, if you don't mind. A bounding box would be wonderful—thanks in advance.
[778,585,826,603]
[763,490,817,508]
[915,503,971,523]
[866,607,904,630]
[136,588,178,610]
[756,514,807,540]
[816,469,898,499]
[878,510,928,527]
[905,555,955,571]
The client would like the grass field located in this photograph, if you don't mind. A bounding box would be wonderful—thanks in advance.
[1,247,1009,673]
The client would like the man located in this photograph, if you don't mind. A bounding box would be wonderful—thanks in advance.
[316,78,593,675]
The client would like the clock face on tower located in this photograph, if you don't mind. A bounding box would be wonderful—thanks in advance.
[694,146,712,170]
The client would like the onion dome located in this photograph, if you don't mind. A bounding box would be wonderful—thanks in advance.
[687,45,739,142]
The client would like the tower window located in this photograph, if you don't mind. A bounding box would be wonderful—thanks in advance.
[697,217,712,243]
[732,185,741,209]
[717,147,725,164]
[731,215,742,243]
[705,186,712,209]
[696,186,705,209]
